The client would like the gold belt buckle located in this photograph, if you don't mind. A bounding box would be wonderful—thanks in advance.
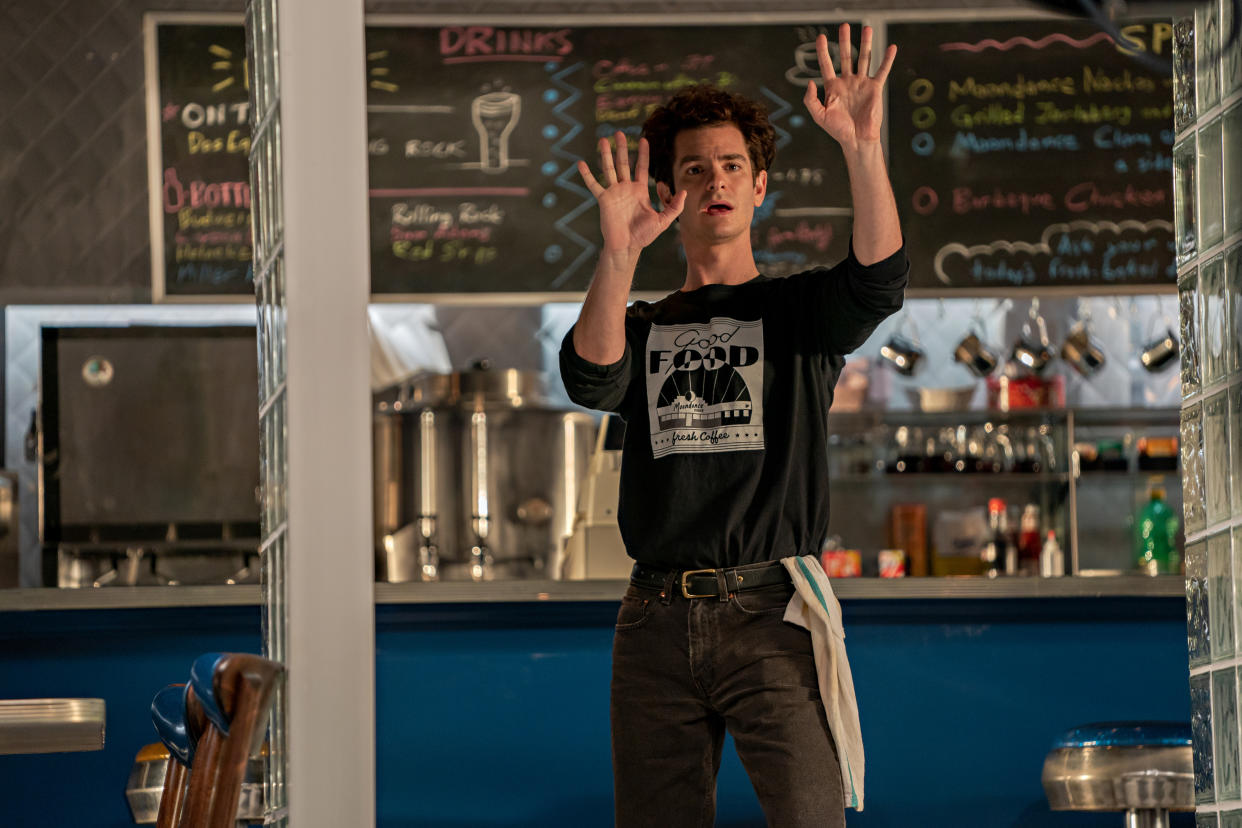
[680,568,717,599]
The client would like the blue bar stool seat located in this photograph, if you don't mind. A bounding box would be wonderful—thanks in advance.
[1042,722,1193,828]
[148,684,194,827]
[150,684,193,767]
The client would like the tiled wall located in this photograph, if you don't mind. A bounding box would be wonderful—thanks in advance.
[1176,0,1242,823]
[0,0,244,304]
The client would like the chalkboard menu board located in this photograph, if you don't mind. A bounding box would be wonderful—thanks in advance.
[148,19,860,299]
[364,22,860,296]
[888,19,1176,291]
[147,17,1180,299]
[146,19,254,299]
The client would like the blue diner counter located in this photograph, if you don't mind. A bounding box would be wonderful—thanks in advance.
[0,577,1191,827]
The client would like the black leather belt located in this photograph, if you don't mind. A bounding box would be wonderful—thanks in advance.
[630,560,790,599]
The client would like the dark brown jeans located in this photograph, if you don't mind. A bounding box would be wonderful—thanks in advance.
[611,574,844,828]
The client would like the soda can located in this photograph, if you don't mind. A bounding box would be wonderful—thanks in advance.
[822,549,862,578]
[879,549,907,578]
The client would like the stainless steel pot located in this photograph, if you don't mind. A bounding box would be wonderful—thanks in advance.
[373,365,598,582]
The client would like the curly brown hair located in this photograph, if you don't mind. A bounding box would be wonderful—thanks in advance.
[641,85,777,190]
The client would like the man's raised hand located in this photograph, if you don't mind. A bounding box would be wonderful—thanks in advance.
[577,131,686,256]
[803,24,897,153]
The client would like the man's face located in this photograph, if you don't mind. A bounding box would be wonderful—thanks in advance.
[657,123,767,248]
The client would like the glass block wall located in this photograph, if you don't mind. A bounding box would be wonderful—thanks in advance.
[1178,0,1242,823]
[245,1,289,825]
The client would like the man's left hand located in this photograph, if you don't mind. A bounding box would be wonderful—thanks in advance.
[803,24,897,153]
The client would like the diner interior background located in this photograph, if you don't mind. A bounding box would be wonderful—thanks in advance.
[1,1,1238,827]
[0,0,1219,588]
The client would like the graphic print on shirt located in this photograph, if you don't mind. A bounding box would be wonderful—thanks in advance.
[646,317,764,458]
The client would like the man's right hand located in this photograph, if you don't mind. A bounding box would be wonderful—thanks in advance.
[578,131,686,256]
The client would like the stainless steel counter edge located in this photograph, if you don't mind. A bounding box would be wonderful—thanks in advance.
[0,585,264,611]
[0,576,1186,611]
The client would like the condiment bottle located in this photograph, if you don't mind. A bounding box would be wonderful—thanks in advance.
[1039,530,1064,577]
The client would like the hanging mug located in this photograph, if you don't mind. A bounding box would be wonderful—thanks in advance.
[880,313,924,376]
[1010,299,1053,374]
[954,332,999,377]
[1140,325,1180,372]
[954,305,1000,378]
[1061,319,1107,377]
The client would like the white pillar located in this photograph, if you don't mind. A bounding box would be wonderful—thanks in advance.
[277,1,375,824]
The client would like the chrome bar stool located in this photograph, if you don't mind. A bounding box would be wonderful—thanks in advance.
[1042,722,1193,828]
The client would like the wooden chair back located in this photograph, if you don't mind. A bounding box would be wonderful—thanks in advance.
[150,653,284,828]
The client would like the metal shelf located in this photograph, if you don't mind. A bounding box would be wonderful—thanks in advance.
[828,408,1065,429]
[1078,467,1179,477]
[825,406,1181,577]
[1071,407,1182,427]
[828,406,1179,429]
[830,472,1071,483]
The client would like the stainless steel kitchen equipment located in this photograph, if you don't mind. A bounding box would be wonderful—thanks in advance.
[374,374,457,583]
[1041,722,1192,827]
[953,331,999,378]
[879,334,923,376]
[1062,320,1108,377]
[38,325,261,586]
[1010,299,1054,374]
[1140,329,1180,372]
[904,386,975,412]
[879,311,925,376]
[0,471,17,588]
[373,363,597,581]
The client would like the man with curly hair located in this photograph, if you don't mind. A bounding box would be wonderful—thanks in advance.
[560,25,907,827]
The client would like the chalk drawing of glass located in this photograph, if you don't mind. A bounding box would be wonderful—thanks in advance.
[471,92,521,173]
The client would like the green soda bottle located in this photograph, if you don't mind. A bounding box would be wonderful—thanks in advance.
[1135,486,1179,575]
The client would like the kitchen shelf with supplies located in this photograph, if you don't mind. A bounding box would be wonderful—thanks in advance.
[365,378,1182,589]
[829,472,1073,484]
[822,406,1182,578]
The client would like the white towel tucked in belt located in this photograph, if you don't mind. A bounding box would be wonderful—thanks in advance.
[781,554,865,811]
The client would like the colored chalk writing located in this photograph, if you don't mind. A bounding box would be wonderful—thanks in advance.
[151,18,1174,297]
[150,23,254,298]
[363,22,862,294]
[890,19,1174,289]
[153,20,861,296]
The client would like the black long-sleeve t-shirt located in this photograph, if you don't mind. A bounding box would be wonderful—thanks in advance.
[560,242,909,571]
